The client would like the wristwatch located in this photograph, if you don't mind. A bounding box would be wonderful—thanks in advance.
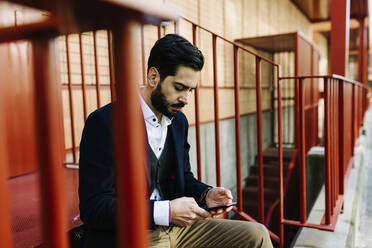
[199,186,213,209]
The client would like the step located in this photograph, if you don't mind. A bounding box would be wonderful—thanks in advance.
[260,147,294,163]
[243,186,278,203]
[250,163,288,177]
[242,201,273,221]
[245,175,284,189]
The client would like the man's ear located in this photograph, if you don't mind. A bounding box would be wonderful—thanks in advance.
[147,67,160,89]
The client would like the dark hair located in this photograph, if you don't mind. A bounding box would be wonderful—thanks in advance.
[147,34,204,82]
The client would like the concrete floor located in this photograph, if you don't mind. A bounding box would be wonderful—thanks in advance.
[355,103,372,248]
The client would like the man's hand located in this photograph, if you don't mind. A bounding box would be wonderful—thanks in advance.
[205,187,233,217]
[170,197,211,226]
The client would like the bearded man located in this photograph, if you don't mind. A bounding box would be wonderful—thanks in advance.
[78,34,273,248]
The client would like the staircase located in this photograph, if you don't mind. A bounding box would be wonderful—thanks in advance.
[242,147,296,228]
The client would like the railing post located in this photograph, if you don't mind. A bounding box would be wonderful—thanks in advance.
[212,34,221,186]
[78,33,88,121]
[192,24,202,180]
[112,19,148,248]
[351,83,355,154]
[233,46,242,211]
[140,25,146,85]
[255,57,265,223]
[324,78,331,225]
[0,92,14,248]
[107,30,116,101]
[339,80,345,194]
[298,78,307,223]
[93,30,101,108]
[33,36,69,248]
[65,35,77,164]
[277,67,284,248]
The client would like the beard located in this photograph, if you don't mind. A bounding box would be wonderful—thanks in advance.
[150,83,184,118]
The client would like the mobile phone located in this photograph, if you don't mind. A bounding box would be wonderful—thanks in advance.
[205,202,237,212]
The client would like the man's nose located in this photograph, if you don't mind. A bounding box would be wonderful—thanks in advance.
[178,95,189,105]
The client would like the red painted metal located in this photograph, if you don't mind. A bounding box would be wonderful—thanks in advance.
[65,35,77,164]
[32,36,69,248]
[298,78,307,223]
[107,30,116,101]
[181,17,278,65]
[358,18,368,86]
[0,18,60,43]
[324,78,332,224]
[233,46,243,211]
[277,74,369,231]
[339,81,345,194]
[112,20,148,248]
[192,24,202,180]
[78,33,88,121]
[93,30,102,108]
[141,25,146,85]
[212,34,221,187]
[255,57,265,224]
[330,0,350,76]
[0,94,13,248]
[276,65,284,248]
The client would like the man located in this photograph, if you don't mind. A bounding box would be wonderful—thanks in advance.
[78,34,273,248]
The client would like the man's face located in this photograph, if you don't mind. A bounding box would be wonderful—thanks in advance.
[151,65,199,118]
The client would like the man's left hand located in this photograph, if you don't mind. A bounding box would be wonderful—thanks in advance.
[205,187,233,217]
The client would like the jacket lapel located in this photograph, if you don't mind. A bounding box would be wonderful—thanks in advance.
[171,120,184,193]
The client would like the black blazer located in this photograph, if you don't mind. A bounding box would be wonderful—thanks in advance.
[78,103,209,248]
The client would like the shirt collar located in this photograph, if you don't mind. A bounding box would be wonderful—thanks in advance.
[139,95,172,127]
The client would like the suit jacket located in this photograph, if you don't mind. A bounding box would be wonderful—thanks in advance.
[78,103,210,248]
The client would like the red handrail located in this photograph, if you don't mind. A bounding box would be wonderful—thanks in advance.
[278,74,369,232]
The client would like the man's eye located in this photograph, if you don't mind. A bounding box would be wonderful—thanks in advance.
[175,86,184,91]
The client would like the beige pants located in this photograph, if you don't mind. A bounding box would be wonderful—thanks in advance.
[150,219,273,248]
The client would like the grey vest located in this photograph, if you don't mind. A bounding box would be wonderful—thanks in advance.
[147,129,175,200]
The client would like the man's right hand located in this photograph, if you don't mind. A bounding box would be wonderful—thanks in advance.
[170,197,211,227]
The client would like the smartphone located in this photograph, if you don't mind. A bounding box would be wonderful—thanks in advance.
[205,202,237,212]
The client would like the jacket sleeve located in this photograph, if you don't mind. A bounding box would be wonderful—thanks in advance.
[79,109,156,230]
[79,111,117,231]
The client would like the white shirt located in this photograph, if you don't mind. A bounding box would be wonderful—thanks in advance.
[139,96,172,226]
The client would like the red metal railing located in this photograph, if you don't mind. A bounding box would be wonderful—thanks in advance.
[0,1,177,248]
[279,75,369,232]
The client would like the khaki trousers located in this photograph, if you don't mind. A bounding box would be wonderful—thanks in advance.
[150,219,273,248]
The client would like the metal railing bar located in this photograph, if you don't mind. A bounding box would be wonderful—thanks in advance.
[298,78,307,223]
[192,23,202,181]
[65,35,77,164]
[212,34,221,187]
[78,33,88,121]
[112,20,148,248]
[233,45,243,211]
[255,57,265,223]
[276,65,284,248]
[181,17,279,66]
[324,78,331,225]
[93,30,102,108]
[107,30,116,101]
[33,36,69,248]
